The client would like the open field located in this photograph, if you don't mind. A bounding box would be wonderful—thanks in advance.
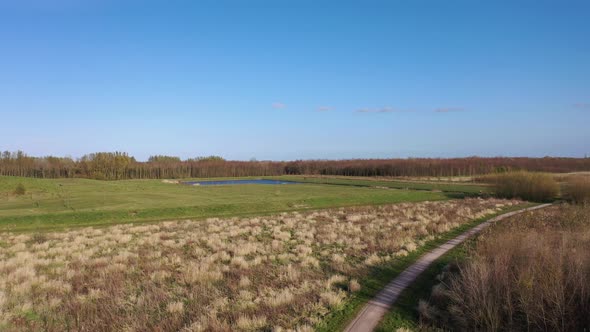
[272,175,489,194]
[0,198,519,331]
[0,176,452,232]
[3,2,589,331]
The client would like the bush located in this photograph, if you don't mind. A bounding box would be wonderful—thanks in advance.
[565,175,590,204]
[490,171,558,202]
[14,183,26,196]
[421,205,590,332]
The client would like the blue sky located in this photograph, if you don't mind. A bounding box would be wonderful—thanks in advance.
[1,0,589,161]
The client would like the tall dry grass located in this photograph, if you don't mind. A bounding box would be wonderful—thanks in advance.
[0,199,517,331]
[564,175,590,204]
[486,171,559,202]
[420,205,590,332]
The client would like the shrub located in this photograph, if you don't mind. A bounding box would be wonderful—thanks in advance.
[14,183,26,196]
[421,205,590,332]
[565,175,590,204]
[490,171,558,202]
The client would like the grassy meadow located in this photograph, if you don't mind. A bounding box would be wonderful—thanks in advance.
[0,198,519,331]
[0,176,453,232]
[0,173,549,331]
[273,175,489,195]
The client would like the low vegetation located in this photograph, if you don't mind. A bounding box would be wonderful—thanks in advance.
[418,204,590,332]
[279,176,488,195]
[0,199,517,331]
[13,183,25,196]
[564,175,590,204]
[0,176,448,232]
[486,171,559,202]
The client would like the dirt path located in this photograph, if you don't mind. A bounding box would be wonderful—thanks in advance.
[343,203,553,332]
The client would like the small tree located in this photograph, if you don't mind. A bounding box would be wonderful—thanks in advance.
[14,183,26,196]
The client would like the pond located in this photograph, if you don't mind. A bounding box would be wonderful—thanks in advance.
[182,179,301,186]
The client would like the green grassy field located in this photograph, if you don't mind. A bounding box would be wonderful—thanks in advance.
[272,175,489,194]
[0,176,451,232]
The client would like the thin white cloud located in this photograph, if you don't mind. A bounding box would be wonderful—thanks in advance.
[317,106,333,112]
[355,107,395,113]
[353,106,468,114]
[272,102,286,109]
[573,103,590,110]
[434,107,465,113]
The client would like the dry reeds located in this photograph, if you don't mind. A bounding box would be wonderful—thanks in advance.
[487,171,559,202]
[420,204,590,331]
[564,175,590,204]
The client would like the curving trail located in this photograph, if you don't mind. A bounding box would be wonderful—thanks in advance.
[344,203,553,332]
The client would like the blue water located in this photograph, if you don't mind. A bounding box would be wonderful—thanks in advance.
[182,179,300,186]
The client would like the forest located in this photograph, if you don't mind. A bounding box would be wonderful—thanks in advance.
[1,150,590,180]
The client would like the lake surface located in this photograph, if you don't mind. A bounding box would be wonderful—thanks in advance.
[182,179,300,186]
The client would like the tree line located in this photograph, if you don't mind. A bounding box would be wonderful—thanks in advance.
[1,150,590,180]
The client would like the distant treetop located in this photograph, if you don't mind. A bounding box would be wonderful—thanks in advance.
[148,155,182,163]
[187,156,226,162]
[2,150,590,180]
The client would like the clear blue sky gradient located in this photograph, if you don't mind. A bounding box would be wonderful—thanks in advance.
[1,0,589,160]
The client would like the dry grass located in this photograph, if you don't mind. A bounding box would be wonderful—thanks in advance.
[0,199,518,331]
[13,183,26,196]
[486,171,559,202]
[564,175,590,204]
[420,204,590,332]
